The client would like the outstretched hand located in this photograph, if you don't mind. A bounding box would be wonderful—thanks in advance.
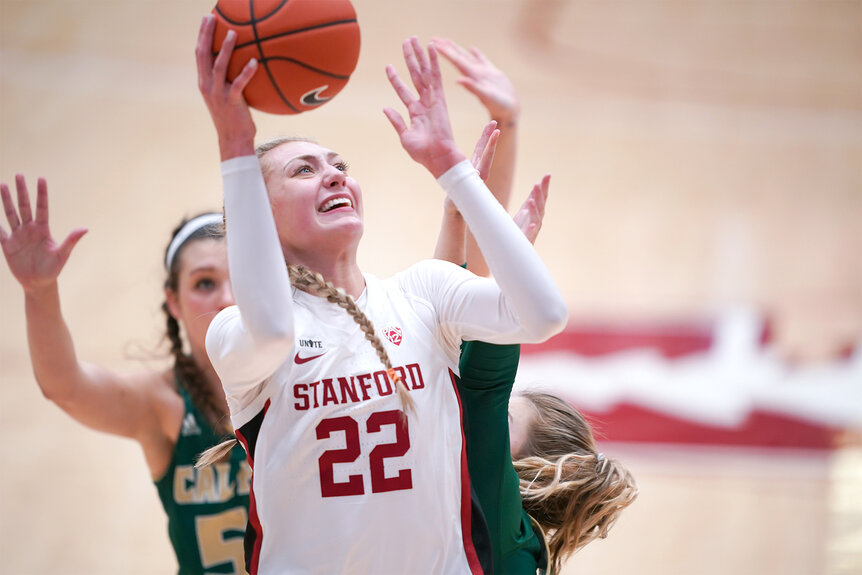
[195,14,259,160]
[432,37,520,124]
[383,37,466,179]
[0,175,87,293]
[513,174,550,245]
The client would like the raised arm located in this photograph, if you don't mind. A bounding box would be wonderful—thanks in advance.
[385,38,567,342]
[433,121,499,266]
[0,175,170,441]
[196,15,294,396]
[434,38,520,276]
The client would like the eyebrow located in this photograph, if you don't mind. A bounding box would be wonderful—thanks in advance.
[186,265,220,274]
[283,152,342,172]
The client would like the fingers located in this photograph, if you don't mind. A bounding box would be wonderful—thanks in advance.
[386,64,416,108]
[514,174,551,244]
[35,177,49,225]
[213,29,237,86]
[470,121,495,167]
[469,46,490,65]
[195,15,217,91]
[535,174,550,218]
[427,42,443,91]
[402,37,426,93]
[230,57,258,99]
[432,37,481,78]
[15,174,33,225]
[382,106,407,136]
[432,37,471,74]
[402,36,443,101]
[471,122,500,182]
[1,181,19,232]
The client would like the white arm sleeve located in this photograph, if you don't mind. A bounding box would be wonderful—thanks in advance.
[205,155,295,397]
[437,160,568,342]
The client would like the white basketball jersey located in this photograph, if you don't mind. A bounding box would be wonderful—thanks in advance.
[230,269,484,574]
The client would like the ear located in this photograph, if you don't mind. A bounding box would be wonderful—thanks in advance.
[165,287,182,321]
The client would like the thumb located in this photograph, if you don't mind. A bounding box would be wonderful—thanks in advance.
[57,227,88,265]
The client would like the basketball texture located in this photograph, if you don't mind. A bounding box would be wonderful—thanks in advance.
[211,0,360,115]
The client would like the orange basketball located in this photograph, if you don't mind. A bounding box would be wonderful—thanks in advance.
[211,0,361,115]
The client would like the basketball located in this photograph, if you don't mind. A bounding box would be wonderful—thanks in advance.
[211,0,361,115]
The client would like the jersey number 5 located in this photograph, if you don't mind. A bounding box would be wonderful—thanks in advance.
[316,409,412,497]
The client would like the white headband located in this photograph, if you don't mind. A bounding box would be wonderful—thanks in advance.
[165,213,223,270]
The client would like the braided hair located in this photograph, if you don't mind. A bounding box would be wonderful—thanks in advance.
[163,215,232,438]
[196,262,414,467]
[197,137,414,467]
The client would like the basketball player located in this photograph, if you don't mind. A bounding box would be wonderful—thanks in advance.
[432,39,638,574]
[437,191,639,573]
[196,14,567,574]
[0,177,250,575]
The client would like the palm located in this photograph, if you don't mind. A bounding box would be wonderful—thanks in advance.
[1,175,86,292]
[4,223,66,288]
[397,106,451,162]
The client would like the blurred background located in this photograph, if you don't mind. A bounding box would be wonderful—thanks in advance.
[1,0,860,573]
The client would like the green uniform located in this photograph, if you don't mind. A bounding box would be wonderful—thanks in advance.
[459,341,547,575]
[154,379,251,575]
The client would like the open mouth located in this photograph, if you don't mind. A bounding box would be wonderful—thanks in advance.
[320,196,353,213]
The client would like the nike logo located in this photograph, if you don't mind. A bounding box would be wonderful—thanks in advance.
[294,351,326,365]
[300,85,331,107]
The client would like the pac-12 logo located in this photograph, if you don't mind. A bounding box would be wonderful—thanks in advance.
[383,326,402,346]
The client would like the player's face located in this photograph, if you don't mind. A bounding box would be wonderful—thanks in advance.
[508,394,537,459]
[262,141,363,259]
[165,238,233,362]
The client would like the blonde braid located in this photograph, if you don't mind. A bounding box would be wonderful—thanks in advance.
[288,264,415,413]
[197,263,417,469]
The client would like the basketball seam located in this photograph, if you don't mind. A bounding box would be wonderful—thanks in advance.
[235,20,358,50]
[212,1,358,114]
[214,0,290,26]
[256,57,351,80]
[249,0,301,113]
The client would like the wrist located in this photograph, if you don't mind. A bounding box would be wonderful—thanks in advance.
[216,126,257,162]
[491,113,519,129]
[426,149,467,180]
[491,104,520,128]
[23,280,60,300]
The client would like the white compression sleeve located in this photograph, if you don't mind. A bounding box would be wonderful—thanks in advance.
[437,160,568,341]
[205,155,294,389]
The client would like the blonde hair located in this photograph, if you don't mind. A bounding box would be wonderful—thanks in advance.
[197,141,413,467]
[513,391,638,574]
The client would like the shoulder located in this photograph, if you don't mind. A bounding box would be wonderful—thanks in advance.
[389,259,473,291]
[149,368,185,420]
[205,305,241,346]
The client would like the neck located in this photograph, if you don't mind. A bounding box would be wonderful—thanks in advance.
[286,247,365,299]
